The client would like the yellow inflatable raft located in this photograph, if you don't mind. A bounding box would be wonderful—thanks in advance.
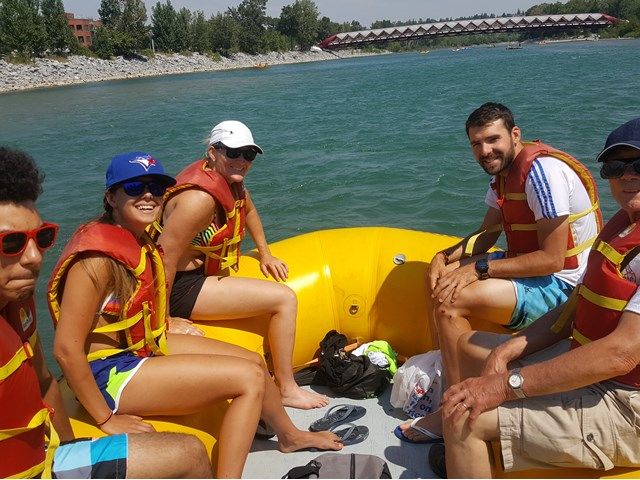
[60,227,639,478]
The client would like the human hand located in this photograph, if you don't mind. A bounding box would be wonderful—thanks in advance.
[442,374,509,426]
[481,341,515,376]
[260,253,289,282]
[427,252,448,292]
[167,316,204,336]
[100,413,156,434]
[432,262,478,304]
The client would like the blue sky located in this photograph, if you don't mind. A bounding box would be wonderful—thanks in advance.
[62,0,548,26]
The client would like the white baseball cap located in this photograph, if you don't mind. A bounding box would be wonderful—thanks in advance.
[209,120,263,154]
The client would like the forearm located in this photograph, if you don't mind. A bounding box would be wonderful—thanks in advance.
[520,338,635,397]
[487,250,563,278]
[56,351,113,425]
[245,209,270,256]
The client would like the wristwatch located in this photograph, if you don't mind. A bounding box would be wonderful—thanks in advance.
[508,368,526,398]
[474,259,490,280]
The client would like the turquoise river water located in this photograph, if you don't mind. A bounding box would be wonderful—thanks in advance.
[1,38,639,371]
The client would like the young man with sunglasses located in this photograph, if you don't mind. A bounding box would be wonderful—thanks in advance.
[153,120,330,410]
[430,118,640,478]
[398,103,602,442]
[0,147,213,478]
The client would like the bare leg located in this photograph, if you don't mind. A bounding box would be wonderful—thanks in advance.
[399,331,510,442]
[166,334,343,452]
[119,350,264,478]
[444,408,499,478]
[433,277,516,385]
[191,275,328,409]
[126,432,213,478]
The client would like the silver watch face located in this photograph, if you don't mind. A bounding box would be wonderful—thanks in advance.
[508,373,522,389]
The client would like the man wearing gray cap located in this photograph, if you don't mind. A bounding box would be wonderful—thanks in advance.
[429,118,640,478]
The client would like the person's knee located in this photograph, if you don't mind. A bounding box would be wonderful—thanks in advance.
[274,283,297,310]
[178,435,212,475]
[241,361,266,397]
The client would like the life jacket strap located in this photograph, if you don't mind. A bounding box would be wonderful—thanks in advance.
[550,289,578,333]
[463,224,502,257]
[578,284,627,311]
[0,341,33,382]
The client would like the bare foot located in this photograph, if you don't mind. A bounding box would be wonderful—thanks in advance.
[398,410,443,442]
[278,429,343,453]
[280,385,329,409]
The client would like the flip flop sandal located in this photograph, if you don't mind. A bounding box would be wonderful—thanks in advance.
[255,420,276,440]
[393,418,443,444]
[329,422,369,446]
[308,404,367,432]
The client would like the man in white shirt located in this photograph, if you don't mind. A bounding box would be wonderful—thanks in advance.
[397,103,601,443]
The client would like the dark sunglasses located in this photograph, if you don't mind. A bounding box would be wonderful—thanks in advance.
[0,222,58,256]
[215,143,258,162]
[120,180,167,197]
[600,158,640,179]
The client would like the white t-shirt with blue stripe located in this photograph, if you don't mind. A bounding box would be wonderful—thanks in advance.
[485,155,599,287]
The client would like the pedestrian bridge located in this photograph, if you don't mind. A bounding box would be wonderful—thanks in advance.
[318,13,618,49]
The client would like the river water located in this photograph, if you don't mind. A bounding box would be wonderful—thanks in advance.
[1,38,639,370]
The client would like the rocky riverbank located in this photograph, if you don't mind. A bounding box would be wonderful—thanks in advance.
[0,49,383,94]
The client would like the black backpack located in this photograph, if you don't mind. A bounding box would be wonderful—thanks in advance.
[283,453,391,479]
[297,330,389,399]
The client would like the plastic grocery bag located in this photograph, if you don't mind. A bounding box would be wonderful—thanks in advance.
[390,350,443,419]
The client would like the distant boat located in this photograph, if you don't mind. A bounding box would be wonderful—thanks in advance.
[254,62,268,69]
[420,49,430,54]
[506,42,523,50]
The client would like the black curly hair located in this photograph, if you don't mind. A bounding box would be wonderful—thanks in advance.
[0,147,44,203]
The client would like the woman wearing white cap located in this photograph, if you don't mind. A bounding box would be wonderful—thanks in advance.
[154,121,328,410]
[50,152,342,478]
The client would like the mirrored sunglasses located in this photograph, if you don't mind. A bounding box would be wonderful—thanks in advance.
[600,158,640,179]
[0,222,58,256]
[120,180,167,197]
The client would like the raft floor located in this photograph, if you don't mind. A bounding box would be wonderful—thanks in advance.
[243,384,438,478]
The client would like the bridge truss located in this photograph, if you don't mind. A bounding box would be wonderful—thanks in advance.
[318,13,618,49]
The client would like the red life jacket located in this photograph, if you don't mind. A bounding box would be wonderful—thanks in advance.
[569,210,640,387]
[153,160,246,275]
[48,222,168,361]
[0,308,55,478]
[485,141,602,268]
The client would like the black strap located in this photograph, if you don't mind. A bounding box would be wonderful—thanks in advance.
[350,453,356,479]
[283,461,320,479]
[621,245,640,271]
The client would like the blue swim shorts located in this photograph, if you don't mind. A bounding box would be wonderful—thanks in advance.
[508,275,573,330]
[89,351,148,411]
[52,435,128,479]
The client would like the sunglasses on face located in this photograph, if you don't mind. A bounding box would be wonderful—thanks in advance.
[120,180,168,197]
[600,158,640,179]
[215,144,258,162]
[0,223,58,256]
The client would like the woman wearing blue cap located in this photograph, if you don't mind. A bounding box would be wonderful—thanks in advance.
[153,120,329,410]
[49,152,342,478]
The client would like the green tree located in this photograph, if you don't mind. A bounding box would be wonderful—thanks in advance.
[120,0,148,49]
[151,0,178,52]
[98,0,121,28]
[41,0,76,54]
[316,16,340,41]
[174,7,190,51]
[278,0,319,50]
[209,12,240,55]
[0,0,46,57]
[91,25,115,58]
[189,10,210,52]
[229,0,267,53]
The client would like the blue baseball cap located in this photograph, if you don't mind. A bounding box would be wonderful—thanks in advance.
[105,151,176,189]
[597,118,640,162]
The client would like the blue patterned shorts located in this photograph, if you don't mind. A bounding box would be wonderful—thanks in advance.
[52,435,127,478]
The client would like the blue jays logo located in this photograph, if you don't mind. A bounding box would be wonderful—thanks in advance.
[129,154,156,171]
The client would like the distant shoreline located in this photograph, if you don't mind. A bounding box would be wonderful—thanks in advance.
[0,49,386,95]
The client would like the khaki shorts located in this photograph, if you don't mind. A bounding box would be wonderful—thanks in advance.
[498,340,640,472]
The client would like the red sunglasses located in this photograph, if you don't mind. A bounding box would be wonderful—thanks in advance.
[0,223,59,256]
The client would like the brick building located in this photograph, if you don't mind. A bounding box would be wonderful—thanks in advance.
[66,13,102,47]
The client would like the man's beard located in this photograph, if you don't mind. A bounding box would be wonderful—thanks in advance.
[481,145,516,176]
